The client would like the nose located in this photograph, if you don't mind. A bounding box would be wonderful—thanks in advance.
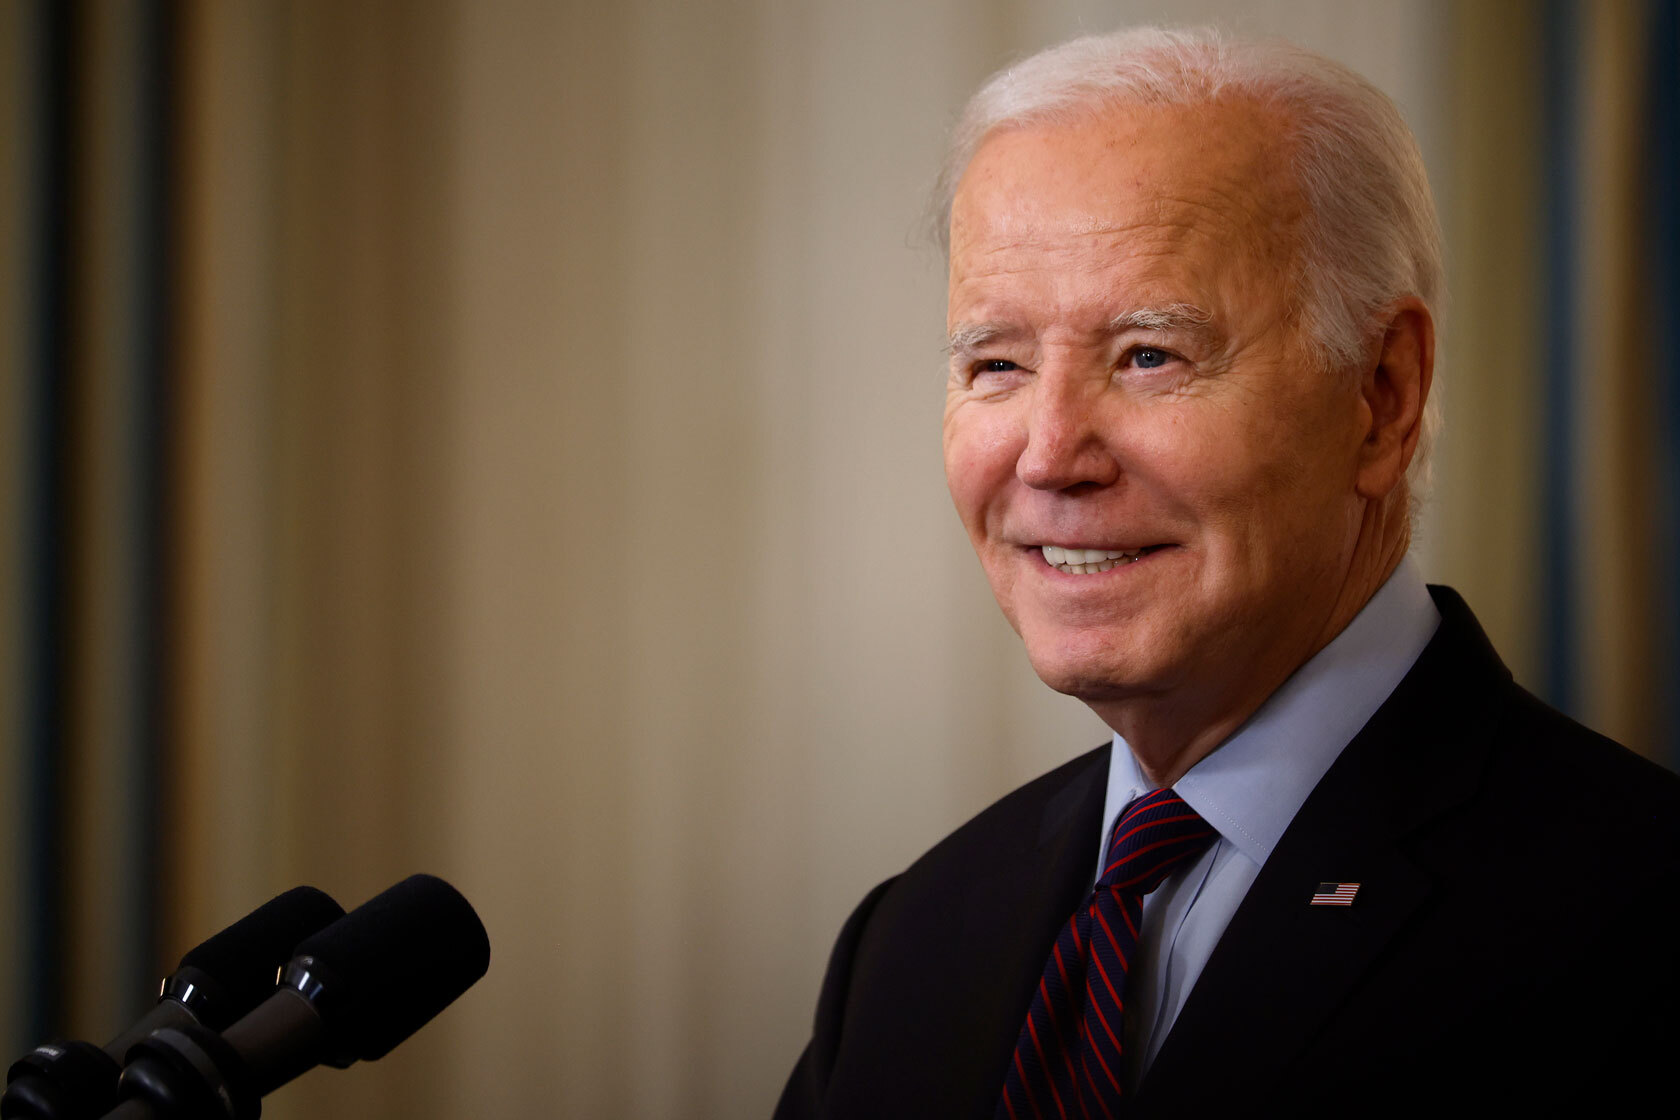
[1016,373,1120,491]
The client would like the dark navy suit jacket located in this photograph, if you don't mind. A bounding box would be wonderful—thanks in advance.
[775,587,1680,1117]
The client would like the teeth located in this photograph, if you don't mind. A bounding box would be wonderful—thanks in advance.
[1039,545,1149,574]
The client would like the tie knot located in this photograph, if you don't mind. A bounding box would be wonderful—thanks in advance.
[1099,787,1216,895]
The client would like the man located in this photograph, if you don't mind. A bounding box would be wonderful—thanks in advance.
[776,27,1680,1119]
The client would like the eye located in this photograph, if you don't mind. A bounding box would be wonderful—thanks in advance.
[1131,347,1170,369]
[961,357,1027,388]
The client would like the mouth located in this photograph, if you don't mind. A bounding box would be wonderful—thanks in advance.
[1036,544,1171,574]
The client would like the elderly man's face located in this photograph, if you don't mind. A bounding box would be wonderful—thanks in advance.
[943,101,1370,717]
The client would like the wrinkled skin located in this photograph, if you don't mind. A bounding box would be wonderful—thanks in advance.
[942,99,1431,785]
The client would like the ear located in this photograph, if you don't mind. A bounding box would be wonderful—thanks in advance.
[1355,298,1434,501]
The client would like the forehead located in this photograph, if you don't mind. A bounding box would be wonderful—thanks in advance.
[947,99,1305,320]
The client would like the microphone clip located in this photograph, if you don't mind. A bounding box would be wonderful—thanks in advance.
[114,1027,257,1120]
[3,1042,122,1120]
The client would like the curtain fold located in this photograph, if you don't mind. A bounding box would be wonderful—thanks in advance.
[0,0,173,1054]
[1441,0,1678,764]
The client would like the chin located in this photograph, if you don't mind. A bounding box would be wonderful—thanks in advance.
[1021,635,1158,704]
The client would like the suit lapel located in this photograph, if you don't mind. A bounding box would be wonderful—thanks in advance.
[1136,587,1510,1109]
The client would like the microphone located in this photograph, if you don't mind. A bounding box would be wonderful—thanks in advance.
[105,875,490,1120]
[1,887,346,1120]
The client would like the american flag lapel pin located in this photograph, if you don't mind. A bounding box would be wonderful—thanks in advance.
[1309,882,1360,906]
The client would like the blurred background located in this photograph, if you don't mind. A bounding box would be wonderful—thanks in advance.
[1,0,1675,1116]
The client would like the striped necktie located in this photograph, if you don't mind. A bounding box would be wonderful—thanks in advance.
[996,787,1215,1120]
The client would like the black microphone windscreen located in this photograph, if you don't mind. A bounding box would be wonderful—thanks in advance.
[292,875,490,1062]
[176,886,346,1019]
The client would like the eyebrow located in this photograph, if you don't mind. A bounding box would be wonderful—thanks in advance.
[946,303,1217,356]
[1108,303,1216,335]
[945,322,1025,356]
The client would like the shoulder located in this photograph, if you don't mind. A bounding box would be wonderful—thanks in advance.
[1422,585,1680,824]
[840,740,1109,987]
[1468,678,1680,903]
[776,744,1109,1120]
[892,743,1110,885]
[1392,590,1680,1094]
[1493,681,1680,816]
[1386,586,1680,874]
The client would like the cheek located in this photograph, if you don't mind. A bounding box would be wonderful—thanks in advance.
[1130,414,1262,510]
[943,412,1021,533]
[1131,405,1333,550]
[1176,402,1363,561]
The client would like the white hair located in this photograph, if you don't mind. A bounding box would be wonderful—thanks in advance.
[933,27,1444,497]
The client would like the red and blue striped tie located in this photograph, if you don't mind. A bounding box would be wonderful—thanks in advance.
[996,787,1215,1120]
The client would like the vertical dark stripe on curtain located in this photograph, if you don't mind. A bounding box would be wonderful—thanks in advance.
[18,0,175,1040]
[128,0,174,1010]
[1649,0,1680,768]
[1540,0,1581,717]
[24,0,73,1044]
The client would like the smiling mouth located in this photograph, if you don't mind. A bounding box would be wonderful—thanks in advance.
[1038,544,1169,574]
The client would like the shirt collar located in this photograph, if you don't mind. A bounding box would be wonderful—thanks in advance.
[1100,560,1440,872]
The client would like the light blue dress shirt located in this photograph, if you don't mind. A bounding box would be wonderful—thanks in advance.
[1097,560,1440,1090]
